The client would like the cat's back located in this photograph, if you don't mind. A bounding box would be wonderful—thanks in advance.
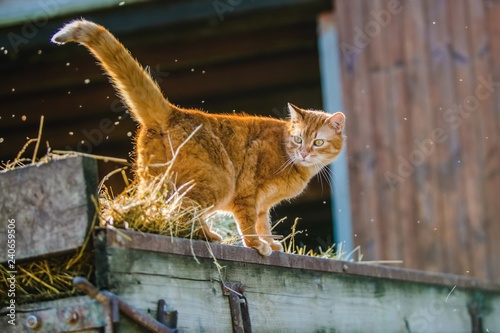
[172,108,289,172]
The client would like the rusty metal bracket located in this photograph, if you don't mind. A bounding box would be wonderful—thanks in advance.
[73,276,177,333]
[467,293,484,333]
[157,299,179,332]
[222,282,252,333]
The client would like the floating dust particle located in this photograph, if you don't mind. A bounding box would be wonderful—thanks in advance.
[4,50,8,55]
[84,79,90,84]
[79,105,82,108]
[21,115,27,121]
[174,59,178,62]
[0,138,4,143]
[69,132,74,136]
[118,116,122,120]
[66,62,70,66]
[191,68,195,72]
[202,70,206,74]
[127,132,132,137]
[114,121,119,125]
[11,114,15,118]
[201,100,205,104]
[81,140,85,144]
[68,91,71,95]
[119,1,125,6]
[37,50,42,55]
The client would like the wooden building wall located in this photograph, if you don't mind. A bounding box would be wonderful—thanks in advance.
[335,0,500,281]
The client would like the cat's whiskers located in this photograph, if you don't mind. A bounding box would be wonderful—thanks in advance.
[274,157,295,176]
[319,166,333,192]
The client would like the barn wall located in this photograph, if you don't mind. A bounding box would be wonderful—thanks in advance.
[335,0,500,281]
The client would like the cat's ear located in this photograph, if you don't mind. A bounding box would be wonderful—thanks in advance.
[288,103,305,122]
[326,112,345,134]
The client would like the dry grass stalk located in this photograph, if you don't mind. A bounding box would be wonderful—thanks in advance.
[0,212,95,306]
[281,218,364,261]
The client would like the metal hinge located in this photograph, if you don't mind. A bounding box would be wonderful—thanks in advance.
[222,282,252,333]
[73,276,180,333]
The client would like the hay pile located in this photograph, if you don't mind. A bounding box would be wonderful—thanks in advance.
[100,172,209,240]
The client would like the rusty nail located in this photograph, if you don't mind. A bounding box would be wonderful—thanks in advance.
[26,314,41,329]
[64,311,79,325]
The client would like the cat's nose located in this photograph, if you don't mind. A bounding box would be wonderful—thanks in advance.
[300,152,308,159]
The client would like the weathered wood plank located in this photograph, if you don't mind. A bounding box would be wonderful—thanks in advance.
[383,0,413,267]
[339,0,381,260]
[0,156,98,262]
[433,0,463,277]
[96,229,500,333]
[98,229,500,291]
[483,0,500,282]
[467,0,500,281]
[353,0,384,261]
[448,0,487,279]
[402,0,432,272]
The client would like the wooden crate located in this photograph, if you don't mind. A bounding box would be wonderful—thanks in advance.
[0,155,98,262]
[3,228,500,332]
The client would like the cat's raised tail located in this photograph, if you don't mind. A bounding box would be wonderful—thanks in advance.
[52,19,171,129]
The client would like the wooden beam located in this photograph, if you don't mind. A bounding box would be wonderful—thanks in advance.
[0,0,330,52]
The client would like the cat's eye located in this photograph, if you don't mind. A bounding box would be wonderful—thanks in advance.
[293,136,303,144]
[313,139,325,147]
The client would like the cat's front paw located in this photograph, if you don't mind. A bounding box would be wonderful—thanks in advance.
[247,239,272,256]
[269,240,283,252]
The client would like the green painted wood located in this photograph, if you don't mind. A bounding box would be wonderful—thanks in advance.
[94,229,500,333]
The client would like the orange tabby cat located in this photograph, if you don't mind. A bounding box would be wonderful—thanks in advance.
[52,19,345,256]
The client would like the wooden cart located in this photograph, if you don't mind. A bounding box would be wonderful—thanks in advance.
[1,156,499,332]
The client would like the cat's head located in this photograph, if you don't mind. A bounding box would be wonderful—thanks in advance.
[285,103,345,168]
